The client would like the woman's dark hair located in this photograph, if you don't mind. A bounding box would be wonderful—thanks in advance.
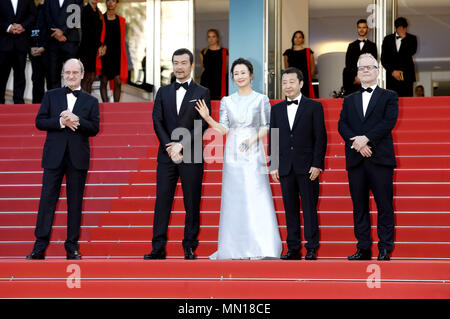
[172,48,194,65]
[231,58,254,76]
[282,67,304,82]
[291,30,305,48]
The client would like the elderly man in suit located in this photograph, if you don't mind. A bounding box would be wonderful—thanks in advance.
[338,53,398,261]
[0,0,36,104]
[381,17,417,97]
[26,58,100,260]
[269,67,327,260]
[144,48,211,260]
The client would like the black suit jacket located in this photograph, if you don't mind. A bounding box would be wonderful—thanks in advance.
[0,0,36,52]
[343,39,378,94]
[269,97,327,176]
[338,86,398,170]
[44,0,83,43]
[36,88,100,170]
[381,33,417,83]
[152,81,211,164]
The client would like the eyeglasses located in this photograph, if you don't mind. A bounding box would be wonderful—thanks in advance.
[357,65,378,71]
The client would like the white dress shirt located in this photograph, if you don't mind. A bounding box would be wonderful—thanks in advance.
[358,38,366,51]
[395,32,402,52]
[362,84,377,117]
[60,86,81,128]
[175,78,192,115]
[59,0,65,7]
[11,0,18,14]
[287,93,302,130]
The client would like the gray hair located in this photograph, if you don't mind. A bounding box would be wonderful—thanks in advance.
[357,53,378,68]
[62,58,85,74]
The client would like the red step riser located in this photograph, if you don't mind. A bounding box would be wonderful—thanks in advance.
[1,242,449,258]
[2,212,449,227]
[0,185,122,198]
[108,197,450,212]
[1,227,448,242]
[116,183,450,198]
[0,199,111,212]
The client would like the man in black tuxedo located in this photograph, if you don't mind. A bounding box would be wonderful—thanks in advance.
[381,17,417,97]
[144,48,211,260]
[26,59,100,260]
[43,0,83,89]
[338,53,398,261]
[343,19,378,96]
[0,0,36,104]
[269,67,327,260]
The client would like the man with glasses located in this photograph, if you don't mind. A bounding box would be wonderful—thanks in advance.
[26,59,100,260]
[338,53,399,261]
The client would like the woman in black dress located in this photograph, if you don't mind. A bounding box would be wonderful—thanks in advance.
[79,0,103,93]
[98,0,125,102]
[283,30,316,98]
[200,29,228,100]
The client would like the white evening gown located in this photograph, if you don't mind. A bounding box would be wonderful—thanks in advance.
[209,91,282,260]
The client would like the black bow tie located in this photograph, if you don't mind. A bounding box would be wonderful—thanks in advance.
[175,82,189,90]
[358,39,367,43]
[360,87,373,93]
[396,35,402,40]
[286,99,298,105]
[65,87,81,97]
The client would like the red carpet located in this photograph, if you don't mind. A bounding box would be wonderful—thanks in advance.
[0,97,449,298]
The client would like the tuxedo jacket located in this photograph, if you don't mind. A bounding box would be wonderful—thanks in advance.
[338,86,398,170]
[269,97,327,176]
[381,33,417,83]
[343,39,378,93]
[44,0,83,43]
[152,81,211,164]
[35,88,100,170]
[0,0,36,52]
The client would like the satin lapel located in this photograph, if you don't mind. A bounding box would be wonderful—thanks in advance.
[363,87,382,121]
[355,93,364,122]
[291,97,306,131]
[168,82,178,119]
[6,0,14,15]
[178,82,196,118]
[72,92,85,115]
[57,89,69,114]
[280,100,290,131]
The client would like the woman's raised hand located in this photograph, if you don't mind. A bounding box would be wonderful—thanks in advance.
[195,99,210,120]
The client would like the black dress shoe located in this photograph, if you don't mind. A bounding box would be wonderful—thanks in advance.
[26,251,45,260]
[348,249,371,260]
[377,249,391,261]
[280,251,301,260]
[144,250,166,260]
[305,249,317,260]
[66,250,82,260]
[184,248,196,260]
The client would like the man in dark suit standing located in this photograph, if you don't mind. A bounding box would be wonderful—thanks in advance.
[26,58,100,260]
[381,17,417,97]
[144,48,211,260]
[338,53,398,261]
[269,67,327,260]
[343,19,378,96]
[43,0,83,89]
[0,0,36,104]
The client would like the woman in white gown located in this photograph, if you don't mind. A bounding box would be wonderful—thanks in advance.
[196,58,282,259]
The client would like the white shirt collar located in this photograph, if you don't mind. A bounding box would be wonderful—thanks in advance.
[176,78,192,85]
[287,93,302,104]
[362,84,377,92]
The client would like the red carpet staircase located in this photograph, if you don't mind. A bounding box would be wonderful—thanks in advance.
[0,97,449,298]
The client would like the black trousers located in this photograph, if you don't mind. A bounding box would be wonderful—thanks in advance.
[33,147,88,253]
[348,160,395,252]
[30,54,46,104]
[152,161,204,252]
[280,169,320,251]
[386,76,413,97]
[0,50,27,104]
[45,41,79,89]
